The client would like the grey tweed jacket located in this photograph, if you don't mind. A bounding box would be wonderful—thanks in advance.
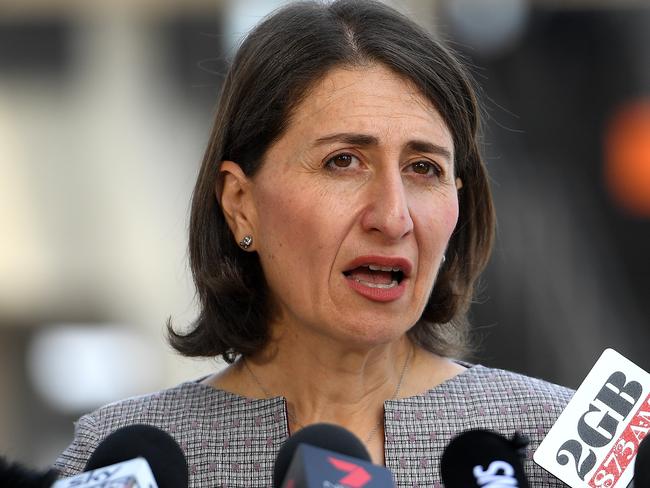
[54,364,573,487]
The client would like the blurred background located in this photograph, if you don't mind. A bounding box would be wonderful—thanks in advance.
[1,0,649,469]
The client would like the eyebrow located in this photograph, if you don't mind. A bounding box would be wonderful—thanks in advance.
[313,132,453,162]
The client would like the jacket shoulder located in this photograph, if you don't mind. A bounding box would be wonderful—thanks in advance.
[53,380,223,477]
[466,365,574,410]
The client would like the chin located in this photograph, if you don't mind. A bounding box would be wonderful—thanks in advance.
[330,318,414,348]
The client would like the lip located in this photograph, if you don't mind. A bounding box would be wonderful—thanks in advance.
[343,255,413,277]
[342,255,413,303]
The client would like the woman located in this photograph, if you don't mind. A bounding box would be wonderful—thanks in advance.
[55,1,572,486]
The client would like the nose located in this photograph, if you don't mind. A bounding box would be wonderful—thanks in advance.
[360,169,414,241]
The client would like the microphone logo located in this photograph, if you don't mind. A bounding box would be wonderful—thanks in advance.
[473,460,519,487]
[328,457,372,488]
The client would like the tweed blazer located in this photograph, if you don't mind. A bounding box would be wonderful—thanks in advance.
[54,364,573,487]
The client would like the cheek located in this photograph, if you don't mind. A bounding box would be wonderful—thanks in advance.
[257,193,302,241]
[441,199,460,237]
[254,184,338,270]
[256,198,302,274]
[414,192,459,249]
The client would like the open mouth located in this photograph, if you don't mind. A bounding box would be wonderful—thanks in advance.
[343,264,405,289]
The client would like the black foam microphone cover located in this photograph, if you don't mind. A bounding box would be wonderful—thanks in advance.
[84,424,188,488]
[440,429,530,488]
[273,423,371,488]
[0,455,59,488]
[635,435,650,488]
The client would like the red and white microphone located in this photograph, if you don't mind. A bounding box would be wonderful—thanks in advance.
[273,423,395,488]
[534,348,650,488]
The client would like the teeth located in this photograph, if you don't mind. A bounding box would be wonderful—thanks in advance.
[355,279,399,289]
[367,264,400,272]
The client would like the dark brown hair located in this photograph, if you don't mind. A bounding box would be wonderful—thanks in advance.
[168,0,495,362]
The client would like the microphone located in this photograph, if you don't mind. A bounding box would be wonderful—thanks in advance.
[0,456,59,488]
[273,423,394,488]
[533,349,650,486]
[634,435,650,488]
[53,424,188,488]
[440,429,530,488]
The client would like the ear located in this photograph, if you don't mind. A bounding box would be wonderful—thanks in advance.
[455,177,463,190]
[218,161,257,249]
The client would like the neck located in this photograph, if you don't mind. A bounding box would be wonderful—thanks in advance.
[251,331,412,422]
[258,339,404,412]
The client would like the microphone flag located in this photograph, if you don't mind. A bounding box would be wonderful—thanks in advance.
[281,444,394,488]
[52,457,156,488]
[534,348,650,488]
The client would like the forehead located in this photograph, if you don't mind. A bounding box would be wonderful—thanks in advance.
[280,64,454,154]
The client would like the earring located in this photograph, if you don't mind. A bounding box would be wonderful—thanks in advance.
[441,254,446,264]
[239,235,253,250]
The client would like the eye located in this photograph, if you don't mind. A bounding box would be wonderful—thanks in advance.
[407,160,443,177]
[324,153,360,170]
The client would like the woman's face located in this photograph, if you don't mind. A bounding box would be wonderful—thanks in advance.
[247,64,459,347]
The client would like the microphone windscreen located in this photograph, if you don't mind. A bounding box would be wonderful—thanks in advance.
[84,424,188,488]
[0,455,59,488]
[635,435,650,488]
[273,423,371,488]
[440,429,529,488]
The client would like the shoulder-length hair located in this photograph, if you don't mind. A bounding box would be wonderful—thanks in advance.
[168,0,495,362]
